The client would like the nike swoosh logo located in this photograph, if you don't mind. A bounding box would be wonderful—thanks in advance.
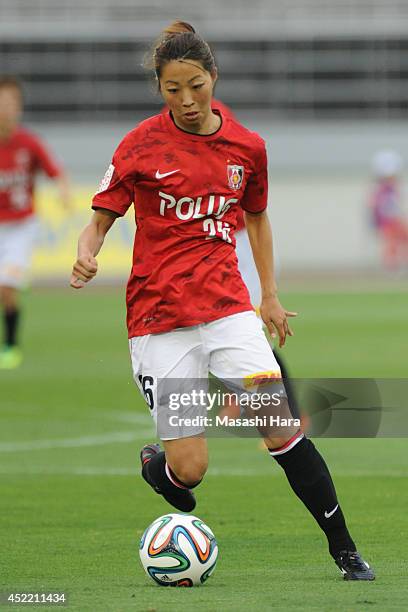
[324,504,339,519]
[155,169,180,179]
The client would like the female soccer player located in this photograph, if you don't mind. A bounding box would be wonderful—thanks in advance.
[71,22,374,580]
[0,76,70,368]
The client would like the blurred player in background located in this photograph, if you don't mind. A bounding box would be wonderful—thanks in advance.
[369,150,408,273]
[0,77,70,369]
[71,21,374,580]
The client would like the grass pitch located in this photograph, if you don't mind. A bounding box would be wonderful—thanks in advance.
[0,288,407,611]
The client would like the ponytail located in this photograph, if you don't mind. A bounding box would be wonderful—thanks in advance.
[145,20,216,80]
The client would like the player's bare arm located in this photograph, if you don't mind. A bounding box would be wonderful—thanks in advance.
[245,210,297,347]
[70,208,118,289]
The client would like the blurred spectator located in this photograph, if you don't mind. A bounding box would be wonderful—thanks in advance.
[369,150,408,273]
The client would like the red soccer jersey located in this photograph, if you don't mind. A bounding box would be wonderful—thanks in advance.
[0,127,61,223]
[92,110,268,337]
[163,101,247,232]
[210,103,246,231]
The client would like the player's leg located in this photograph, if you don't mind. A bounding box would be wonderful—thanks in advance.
[0,217,38,368]
[269,435,374,579]
[207,311,374,579]
[130,327,209,512]
[163,435,208,486]
[0,285,20,342]
[140,436,207,513]
[141,435,208,513]
[272,348,301,421]
[382,224,398,271]
[0,284,22,369]
[396,219,408,267]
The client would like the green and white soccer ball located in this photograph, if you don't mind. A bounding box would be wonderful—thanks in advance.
[139,513,218,587]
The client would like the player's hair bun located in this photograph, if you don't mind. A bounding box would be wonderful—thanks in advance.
[144,20,216,82]
[162,20,196,37]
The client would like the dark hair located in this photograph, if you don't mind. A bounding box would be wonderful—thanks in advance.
[0,76,23,97]
[145,20,217,82]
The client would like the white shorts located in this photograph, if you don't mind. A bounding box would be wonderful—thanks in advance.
[0,216,39,288]
[129,311,286,440]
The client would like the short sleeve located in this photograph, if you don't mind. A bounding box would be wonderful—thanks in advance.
[240,139,268,214]
[31,136,61,178]
[92,140,134,217]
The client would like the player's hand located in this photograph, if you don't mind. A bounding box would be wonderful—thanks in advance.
[70,255,98,289]
[260,295,298,348]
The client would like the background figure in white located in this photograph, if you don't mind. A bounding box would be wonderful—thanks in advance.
[236,226,262,309]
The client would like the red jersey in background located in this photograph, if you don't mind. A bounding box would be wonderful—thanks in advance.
[0,127,61,223]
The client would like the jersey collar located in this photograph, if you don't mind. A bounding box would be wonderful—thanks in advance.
[164,109,227,142]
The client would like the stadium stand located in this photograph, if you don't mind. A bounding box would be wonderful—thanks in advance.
[1,0,408,119]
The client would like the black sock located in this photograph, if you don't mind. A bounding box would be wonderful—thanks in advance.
[4,308,20,347]
[271,436,356,558]
[143,451,200,512]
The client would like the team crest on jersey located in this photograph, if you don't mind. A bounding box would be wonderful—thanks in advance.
[227,165,244,190]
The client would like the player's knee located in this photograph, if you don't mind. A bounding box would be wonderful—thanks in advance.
[173,458,208,486]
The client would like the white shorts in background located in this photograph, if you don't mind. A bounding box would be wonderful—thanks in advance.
[235,229,261,307]
[129,311,285,440]
[0,216,39,288]
[235,228,281,308]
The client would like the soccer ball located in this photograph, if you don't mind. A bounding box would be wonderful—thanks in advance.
[139,513,218,587]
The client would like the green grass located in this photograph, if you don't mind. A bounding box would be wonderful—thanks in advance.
[0,288,407,611]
